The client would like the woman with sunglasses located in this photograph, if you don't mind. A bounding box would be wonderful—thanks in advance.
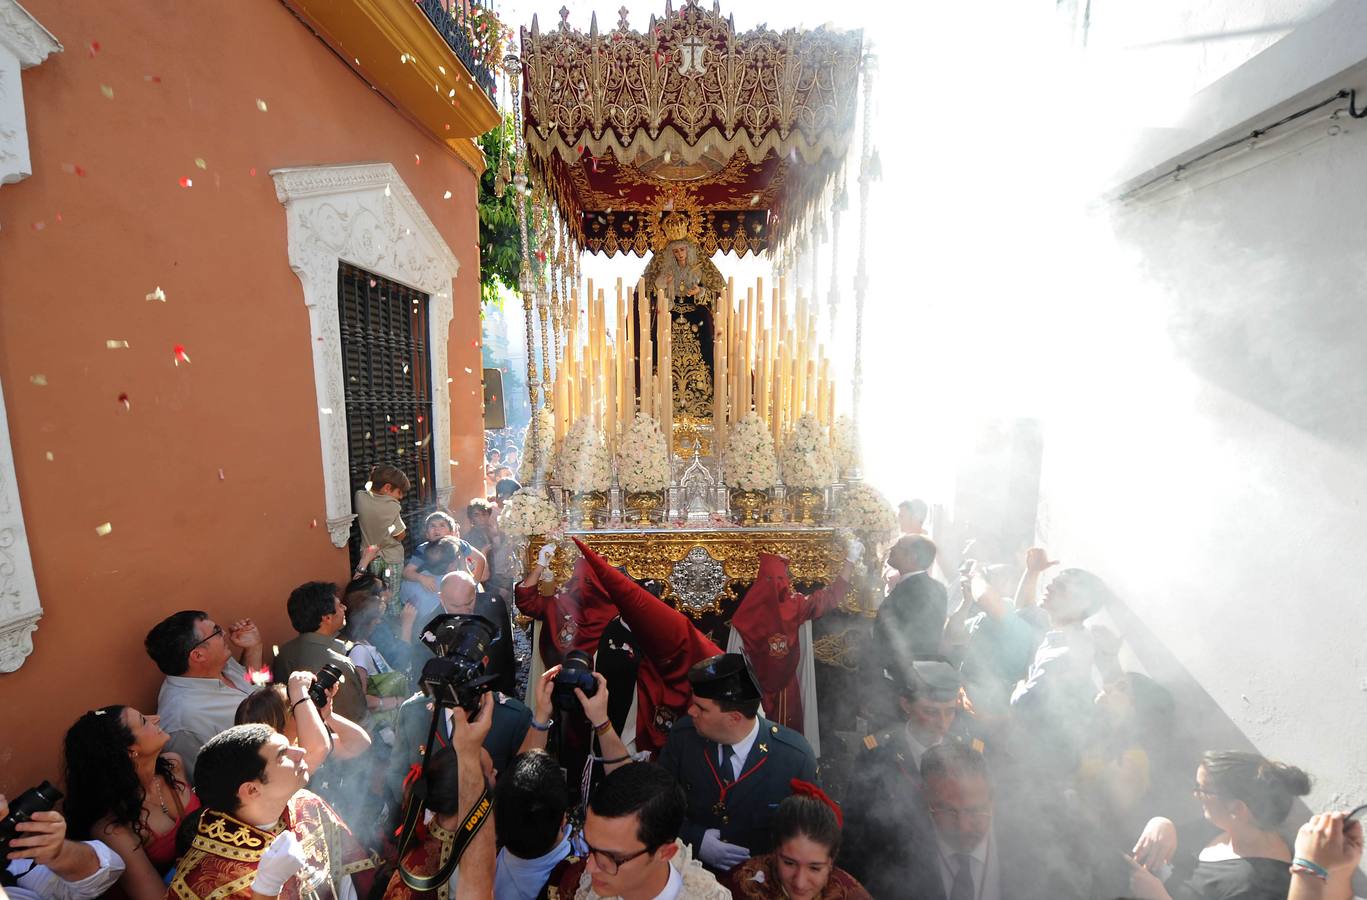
[726,781,871,900]
[61,706,201,900]
[1127,750,1312,900]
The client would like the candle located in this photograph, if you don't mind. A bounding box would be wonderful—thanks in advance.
[637,281,653,419]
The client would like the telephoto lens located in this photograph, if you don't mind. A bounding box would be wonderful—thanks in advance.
[309,663,345,708]
[0,781,63,858]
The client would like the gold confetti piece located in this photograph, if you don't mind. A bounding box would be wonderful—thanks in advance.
[146,286,167,302]
[105,340,130,349]
[464,367,473,374]
[443,190,452,200]
[29,374,47,386]
[194,158,207,169]
[44,451,53,461]
[256,98,268,111]
[94,522,113,536]
[100,84,114,99]
[438,65,446,75]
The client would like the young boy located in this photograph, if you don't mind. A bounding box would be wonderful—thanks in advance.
[355,464,410,589]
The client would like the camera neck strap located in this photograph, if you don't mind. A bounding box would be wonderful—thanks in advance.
[396,707,493,892]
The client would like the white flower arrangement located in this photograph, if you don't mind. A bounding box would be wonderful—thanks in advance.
[517,408,558,483]
[500,488,561,537]
[780,413,835,489]
[558,417,612,494]
[723,413,778,491]
[616,413,671,493]
[840,482,897,548]
[830,415,860,478]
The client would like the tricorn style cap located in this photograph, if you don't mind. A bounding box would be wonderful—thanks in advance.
[889,658,962,703]
[688,653,762,702]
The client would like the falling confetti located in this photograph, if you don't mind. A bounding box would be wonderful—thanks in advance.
[146,286,166,302]
[750,194,760,206]
[256,98,268,111]
[464,367,473,374]
[179,177,193,188]
[438,65,446,75]
[217,468,225,481]
[143,74,161,83]
[443,190,452,200]
[105,340,130,349]
[100,84,114,99]
[54,213,63,223]
[88,41,101,57]
[310,519,318,528]
[415,154,421,165]
[117,392,131,409]
[44,452,54,462]
[29,374,47,386]
[173,344,191,366]
[94,522,113,537]
[249,167,257,176]
[60,163,87,177]
[31,221,45,232]
[194,158,207,169]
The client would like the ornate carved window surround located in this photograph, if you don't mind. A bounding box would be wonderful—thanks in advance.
[271,162,461,549]
[0,0,60,673]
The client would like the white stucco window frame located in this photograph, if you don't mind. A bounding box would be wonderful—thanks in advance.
[271,163,460,548]
[0,0,60,673]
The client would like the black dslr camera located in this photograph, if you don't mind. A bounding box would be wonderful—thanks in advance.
[308,663,345,708]
[418,613,499,716]
[0,781,63,858]
[551,650,598,711]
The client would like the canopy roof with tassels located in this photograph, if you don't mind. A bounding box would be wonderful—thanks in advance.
[519,0,863,259]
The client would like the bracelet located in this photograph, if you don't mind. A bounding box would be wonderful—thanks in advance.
[1291,858,1329,881]
[593,753,630,765]
[292,696,313,713]
[591,720,612,736]
[529,718,553,732]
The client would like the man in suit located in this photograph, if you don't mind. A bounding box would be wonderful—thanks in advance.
[871,535,949,689]
[657,653,818,874]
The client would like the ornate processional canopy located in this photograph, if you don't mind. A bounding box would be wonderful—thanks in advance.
[519,0,864,258]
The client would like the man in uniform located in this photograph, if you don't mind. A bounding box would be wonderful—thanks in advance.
[839,659,966,893]
[657,654,818,874]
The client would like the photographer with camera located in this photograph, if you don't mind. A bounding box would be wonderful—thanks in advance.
[385,610,533,831]
[2,787,125,900]
[235,670,371,774]
[383,692,498,900]
[518,658,634,773]
[271,582,368,725]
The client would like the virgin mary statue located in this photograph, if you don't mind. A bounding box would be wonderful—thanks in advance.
[640,215,726,423]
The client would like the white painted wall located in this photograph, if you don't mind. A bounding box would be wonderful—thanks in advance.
[1037,4,1367,810]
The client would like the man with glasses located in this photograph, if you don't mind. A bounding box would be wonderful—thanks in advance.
[549,763,729,900]
[145,610,263,778]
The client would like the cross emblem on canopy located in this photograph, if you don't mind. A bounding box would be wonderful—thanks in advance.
[618,6,631,30]
[679,34,707,75]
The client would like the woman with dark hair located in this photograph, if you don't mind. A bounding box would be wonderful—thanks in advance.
[62,706,200,899]
[725,781,871,900]
[1128,750,1313,900]
[233,671,370,772]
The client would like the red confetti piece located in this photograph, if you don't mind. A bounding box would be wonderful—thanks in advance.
[31,221,45,232]
[311,518,318,528]
[535,250,546,262]
[179,177,193,188]
[173,344,191,366]
[388,425,400,433]
[218,468,225,481]
[415,154,421,165]
[417,415,424,423]
[117,392,131,410]
[249,167,257,176]
[144,74,161,83]
[88,41,101,57]
[61,163,87,177]
[54,213,62,223]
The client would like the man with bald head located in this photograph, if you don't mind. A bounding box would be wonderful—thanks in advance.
[869,535,949,706]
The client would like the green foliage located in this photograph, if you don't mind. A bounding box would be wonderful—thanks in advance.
[478,119,528,309]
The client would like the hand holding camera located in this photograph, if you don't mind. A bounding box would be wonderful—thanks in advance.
[0,785,66,864]
[308,664,344,709]
[552,651,598,712]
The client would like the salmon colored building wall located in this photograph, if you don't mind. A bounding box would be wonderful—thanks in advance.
[0,0,487,791]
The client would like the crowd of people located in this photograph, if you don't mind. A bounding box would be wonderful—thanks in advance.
[3,473,1363,900]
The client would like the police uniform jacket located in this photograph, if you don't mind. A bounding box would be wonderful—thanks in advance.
[384,691,531,821]
[657,715,818,859]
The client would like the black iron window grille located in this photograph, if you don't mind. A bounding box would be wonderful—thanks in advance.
[338,263,436,566]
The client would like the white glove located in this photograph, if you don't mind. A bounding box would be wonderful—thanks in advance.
[252,830,308,896]
[699,828,750,871]
[537,542,557,569]
[846,539,864,563]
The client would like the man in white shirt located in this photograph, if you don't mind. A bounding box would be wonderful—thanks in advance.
[1,793,125,900]
[144,610,263,778]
